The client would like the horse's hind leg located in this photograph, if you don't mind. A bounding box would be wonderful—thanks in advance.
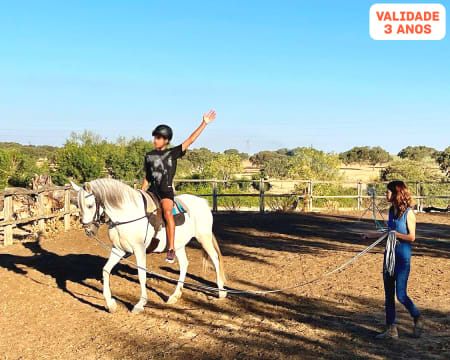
[103,248,125,313]
[197,232,226,299]
[167,246,188,304]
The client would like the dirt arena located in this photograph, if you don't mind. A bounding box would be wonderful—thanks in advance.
[0,212,449,360]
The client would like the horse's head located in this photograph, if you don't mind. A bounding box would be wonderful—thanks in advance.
[70,180,104,236]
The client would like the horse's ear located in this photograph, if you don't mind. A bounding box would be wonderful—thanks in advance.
[85,182,92,193]
[70,180,81,192]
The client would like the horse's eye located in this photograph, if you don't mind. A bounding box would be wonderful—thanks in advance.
[88,205,94,209]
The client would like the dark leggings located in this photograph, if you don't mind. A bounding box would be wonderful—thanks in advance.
[383,242,420,325]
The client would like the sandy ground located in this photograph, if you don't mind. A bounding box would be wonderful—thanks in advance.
[0,212,448,360]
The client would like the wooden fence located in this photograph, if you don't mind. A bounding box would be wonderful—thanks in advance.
[167,178,450,213]
[0,185,79,246]
[1,179,448,246]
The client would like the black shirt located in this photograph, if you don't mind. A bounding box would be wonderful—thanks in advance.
[144,144,186,194]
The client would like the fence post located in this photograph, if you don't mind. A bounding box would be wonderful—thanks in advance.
[357,181,362,211]
[37,192,45,234]
[414,181,420,211]
[4,195,13,246]
[419,181,424,211]
[259,178,265,213]
[309,180,313,211]
[212,179,217,213]
[415,181,419,207]
[64,188,71,231]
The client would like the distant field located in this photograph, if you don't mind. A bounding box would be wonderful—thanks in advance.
[234,160,444,194]
[238,160,386,183]
[340,164,385,183]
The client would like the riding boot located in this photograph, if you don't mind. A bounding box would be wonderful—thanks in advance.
[375,324,399,339]
[413,315,424,338]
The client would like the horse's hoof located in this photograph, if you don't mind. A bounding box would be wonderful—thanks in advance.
[132,305,145,314]
[166,294,180,305]
[219,290,227,299]
[107,299,118,313]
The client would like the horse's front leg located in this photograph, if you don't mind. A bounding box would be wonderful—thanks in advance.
[103,248,125,313]
[167,247,188,304]
[132,246,148,314]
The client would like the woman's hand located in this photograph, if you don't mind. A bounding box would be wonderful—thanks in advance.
[361,231,385,240]
[203,109,216,124]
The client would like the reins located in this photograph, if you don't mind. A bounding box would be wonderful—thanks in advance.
[82,189,157,232]
[82,187,390,296]
[90,231,389,296]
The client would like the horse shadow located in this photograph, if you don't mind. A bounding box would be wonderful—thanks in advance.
[0,238,130,310]
[0,237,219,311]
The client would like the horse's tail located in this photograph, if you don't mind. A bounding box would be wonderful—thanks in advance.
[201,233,227,283]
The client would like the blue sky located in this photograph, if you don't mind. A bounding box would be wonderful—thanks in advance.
[0,0,449,154]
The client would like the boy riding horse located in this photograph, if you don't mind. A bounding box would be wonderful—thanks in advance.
[141,110,216,263]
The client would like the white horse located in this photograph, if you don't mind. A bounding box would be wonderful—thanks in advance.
[70,178,226,314]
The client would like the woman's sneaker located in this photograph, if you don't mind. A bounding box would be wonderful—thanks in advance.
[413,315,424,338]
[166,249,176,264]
[375,325,399,339]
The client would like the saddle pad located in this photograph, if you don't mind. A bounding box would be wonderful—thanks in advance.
[172,199,185,215]
[148,211,185,228]
[138,190,157,214]
[138,189,186,215]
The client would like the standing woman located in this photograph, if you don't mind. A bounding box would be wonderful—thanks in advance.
[361,181,423,339]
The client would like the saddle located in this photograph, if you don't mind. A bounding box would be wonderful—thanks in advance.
[138,190,187,253]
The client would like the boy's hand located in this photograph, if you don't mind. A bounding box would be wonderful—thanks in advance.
[203,109,216,124]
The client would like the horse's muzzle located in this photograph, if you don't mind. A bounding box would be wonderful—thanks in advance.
[84,223,99,237]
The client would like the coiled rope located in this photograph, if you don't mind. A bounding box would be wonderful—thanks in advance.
[384,231,398,276]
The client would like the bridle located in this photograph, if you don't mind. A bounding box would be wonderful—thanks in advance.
[81,188,106,237]
[80,186,158,240]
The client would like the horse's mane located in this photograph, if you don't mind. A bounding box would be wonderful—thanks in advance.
[89,178,140,209]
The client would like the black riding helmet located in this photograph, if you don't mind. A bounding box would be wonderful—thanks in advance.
[152,124,173,141]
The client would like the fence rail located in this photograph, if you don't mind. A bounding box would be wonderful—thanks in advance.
[168,178,449,213]
[170,179,450,212]
[1,179,449,247]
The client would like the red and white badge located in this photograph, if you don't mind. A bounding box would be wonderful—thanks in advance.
[370,3,446,40]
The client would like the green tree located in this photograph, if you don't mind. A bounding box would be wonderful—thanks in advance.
[202,153,242,182]
[261,156,291,178]
[287,147,342,180]
[436,146,450,176]
[0,149,42,188]
[224,148,249,160]
[53,141,105,184]
[381,159,441,182]
[340,146,390,166]
[340,146,370,165]
[184,147,216,173]
[0,150,12,188]
[105,137,154,180]
[224,149,239,156]
[369,146,391,167]
[249,151,286,167]
[398,146,438,161]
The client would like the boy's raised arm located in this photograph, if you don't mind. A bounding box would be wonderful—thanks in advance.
[182,109,216,152]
